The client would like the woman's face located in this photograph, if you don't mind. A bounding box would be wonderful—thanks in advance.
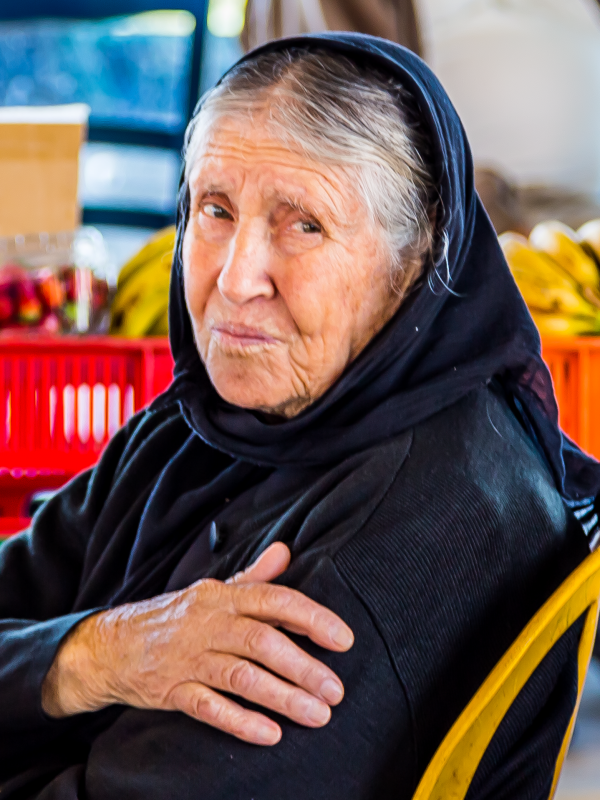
[183,114,404,417]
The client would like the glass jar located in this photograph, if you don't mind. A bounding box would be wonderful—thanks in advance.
[0,228,110,334]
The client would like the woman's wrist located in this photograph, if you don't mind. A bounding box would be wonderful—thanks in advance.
[41,611,114,718]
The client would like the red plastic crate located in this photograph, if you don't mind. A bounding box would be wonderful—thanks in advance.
[0,517,30,539]
[0,335,173,531]
[2,334,599,540]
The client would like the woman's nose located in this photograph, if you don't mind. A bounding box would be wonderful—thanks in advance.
[217,219,275,305]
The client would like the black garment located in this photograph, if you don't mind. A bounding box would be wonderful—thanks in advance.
[0,386,590,799]
[0,32,596,799]
[169,34,600,525]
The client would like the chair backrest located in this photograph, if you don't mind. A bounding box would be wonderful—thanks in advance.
[412,546,600,800]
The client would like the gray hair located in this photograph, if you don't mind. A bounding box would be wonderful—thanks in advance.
[183,49,438,293]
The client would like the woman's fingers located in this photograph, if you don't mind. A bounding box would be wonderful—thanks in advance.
[168,682,281,745]
[169,645,335,743]
[215,614,345,706]
[226,542,291,585]
[227,582,354,652]
[198,652,332,728]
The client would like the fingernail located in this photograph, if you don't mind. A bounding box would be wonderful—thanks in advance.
[306,700,331,726]
[332,626,354,649]
[320,678,344,705]
[256,724,280,745]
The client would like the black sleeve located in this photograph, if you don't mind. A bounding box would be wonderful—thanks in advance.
[78,547,584,800]
[81,558,418,800]
[0,414,142,755]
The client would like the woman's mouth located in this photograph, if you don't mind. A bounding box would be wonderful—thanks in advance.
[211,323,280,350]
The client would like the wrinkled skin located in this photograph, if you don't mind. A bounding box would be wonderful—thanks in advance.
[183,112,403,417]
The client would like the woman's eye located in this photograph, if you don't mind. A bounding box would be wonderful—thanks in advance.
[203,203,233,221]
[293,219,322,234]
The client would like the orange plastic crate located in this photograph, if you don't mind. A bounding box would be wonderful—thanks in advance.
[542,336,600,461]
[0,335,173,530]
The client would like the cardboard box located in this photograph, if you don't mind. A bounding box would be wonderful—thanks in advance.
[0,105,89,238]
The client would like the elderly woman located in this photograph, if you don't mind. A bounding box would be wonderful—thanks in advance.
[0,34,597,800]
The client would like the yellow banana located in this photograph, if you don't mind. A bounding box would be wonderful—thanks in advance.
[110,275,169,333]
[501,233,575,287]
[529,221,600,291]
[146,309,169,336]
[113,289,169,338]
[500,233,599,317]
[111,252,171,320]
[117,247,173,294]
[577,219,600,263]
[530,311,600,337]
[117,226,176,290]
[514,279,598,318]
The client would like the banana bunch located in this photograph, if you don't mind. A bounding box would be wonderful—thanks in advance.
[110,226,176,337]
[500,219,600,337]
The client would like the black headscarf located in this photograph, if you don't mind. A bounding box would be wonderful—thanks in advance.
[164,33,600,547]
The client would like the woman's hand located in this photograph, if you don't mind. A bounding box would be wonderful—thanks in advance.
[41,543,353,745]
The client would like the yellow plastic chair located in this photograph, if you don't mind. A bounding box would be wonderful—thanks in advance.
[412,546,600,800]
